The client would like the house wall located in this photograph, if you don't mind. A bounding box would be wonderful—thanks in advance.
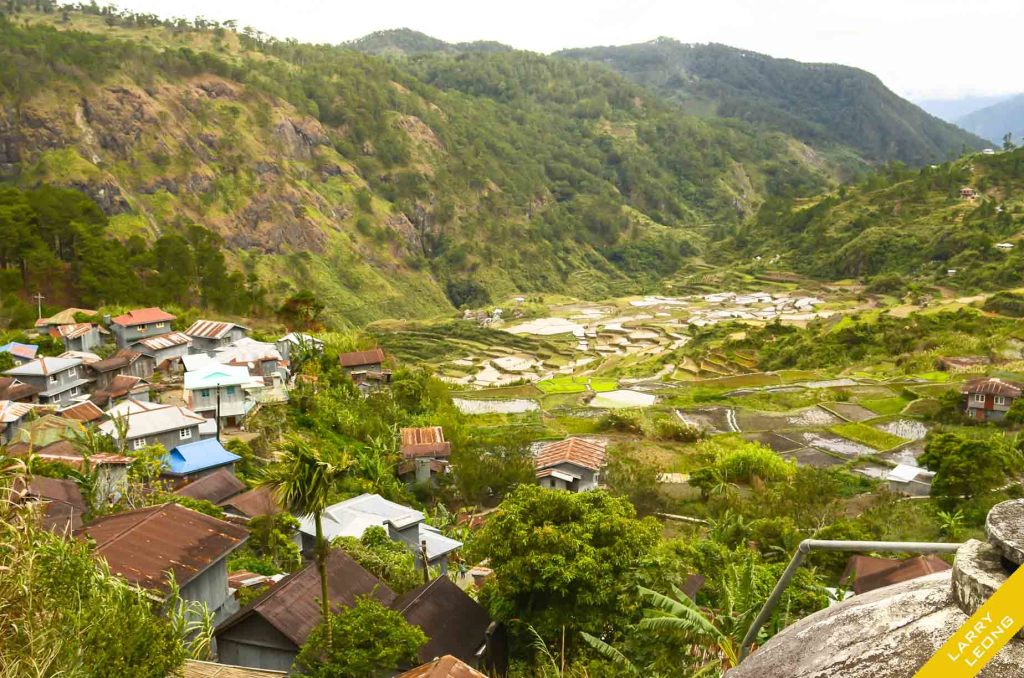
[965,393,1016,421]
[188,385,246,418]
[181,558,236,625]
[94,465,129,506]
[216,616,299,672]
[191,328,247,355]
[114,321,173,348]
[127,423,200,452]
[64,328,101,352]
[145,344,190,371]
[20,366,86,406]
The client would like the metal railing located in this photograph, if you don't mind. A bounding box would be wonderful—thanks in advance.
[739,538,963,660]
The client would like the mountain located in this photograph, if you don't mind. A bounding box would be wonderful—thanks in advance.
[557,39,988,169]
[738,148,1024,290]
[956,94,1024,145]
[346,28,513,56]
[915,95,1012,124]
[0,5,834,326]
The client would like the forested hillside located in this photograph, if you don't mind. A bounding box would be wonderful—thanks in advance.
[0,4,837,325]
[737,148,1024,291]
[559,39,988,169]
[957,94,1024,145]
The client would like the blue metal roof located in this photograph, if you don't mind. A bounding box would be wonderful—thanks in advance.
[164,438,240,476]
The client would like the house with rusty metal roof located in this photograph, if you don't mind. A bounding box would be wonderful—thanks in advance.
[214,549,397,672]
[0,400,46,443]
[3,356,90,406]
[110,307,177,348]
[58,399,104,424]
[0,376,42,403]
[220,485,282,520]
[338,347,392,391]
[0,341,39,365]
[175,467,246,505]
[11,475,88,533]
[77,503,248,622]
[49,322,106,352]
[185,319,249,354]
[132,331,192,373]
[86,348,153,392]
[393,576,502,671]
[840,554,951,595]
[399,426,453,484]
[396,656,491,678]
[534,437,607,492]
[961,376,1022,421]
[6,436,132,507]
[35,307,97,329]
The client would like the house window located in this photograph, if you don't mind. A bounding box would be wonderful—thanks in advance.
[971,394,985,404]
[179,428,192,440]
[155,322,166,329]
[995,396,1008,406]
[68,368,77,379]
[69,386,79,397]
[136,325,145,332]
[49,375,59,384]
[225,386,236,396]
[200,389,210,398]
[132,438,146,451]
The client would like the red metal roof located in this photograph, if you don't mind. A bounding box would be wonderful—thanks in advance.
[961,377,1022,398]
[111,307,177,326]
[841,555,951,595]
[400,426,452,458]
[338,347,386,368]
[534,437,606,472]
[77,503,248,596]
[59,400,105,423]
[396,656,490,678]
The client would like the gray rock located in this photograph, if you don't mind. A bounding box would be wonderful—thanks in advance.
[987,498,1024,566]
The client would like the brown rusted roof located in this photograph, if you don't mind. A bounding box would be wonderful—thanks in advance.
[338,347,386,368]
[175,468,246,504]
[77,503,248,596]
[59,400,105,423]
[840,555,951,595]
[0,377,41,402]
[393,576,492,665]
[36,308,97,327]
[185,319,247,340]
[401,426,453,458]
[111,307,176,326]
[88,352,137,373]
[961,377,1022,398]
[219,485,282,518]
[134,331,191,351]
[182,660,285,677]
[215,549,396,648]
[534,437,606,472]
[396,656,490,678]
[12,476,88,533]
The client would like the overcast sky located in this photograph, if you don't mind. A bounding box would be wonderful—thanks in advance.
[112,0,1022,100]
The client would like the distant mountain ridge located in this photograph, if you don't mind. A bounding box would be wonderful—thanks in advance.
[956,94,1024,145]
[346,28,513,56]
[915,95,1013,124]
[556,38,988,168]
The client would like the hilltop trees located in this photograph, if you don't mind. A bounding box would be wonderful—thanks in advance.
[918,431,1019,506]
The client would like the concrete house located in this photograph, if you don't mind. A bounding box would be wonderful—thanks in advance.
[0,342,39,365]
[961,377,1022,421]
[399,426,452,484]
[184,364,253,428]
[534,437,607,492]
[275,332,323,362]
[77,503,248,624]
[109,307,177,348]
[4,357,90,406]
[162,438,242,487]
[214,550,397,672]
[50,323,105,352]
[185,319,249,354]
[133,332,192,373]
[297,493,462,573]
[99,402,207,452]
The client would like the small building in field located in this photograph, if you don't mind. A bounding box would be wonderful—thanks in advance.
[185,319,250,354]
[960,186,977,199]
[163,438,241,487]
[297,493,462,573]
[399,426,453,484]
[99,402,207,452]
[961,377,1022,421]
[0,341,39,365]
[534,437,606,492]
[338,347,392,391]
[3,356,90,406]
[214,549,397,672]
[133,331,192,373]
[109,307,177,348]
[50,323,105,352]
[175,467,247,505]
[184,364,253,429]
[77,503,248,624]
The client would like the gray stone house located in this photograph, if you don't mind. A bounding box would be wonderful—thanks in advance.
[3,357,90,406]
[77,503,248,625]
[109,307,177,348]
[98,401,207,452]
[184,319,249,355]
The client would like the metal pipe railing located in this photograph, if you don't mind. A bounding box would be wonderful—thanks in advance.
[739,539,963,660]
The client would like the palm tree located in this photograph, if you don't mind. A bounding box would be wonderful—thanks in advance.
[259,436,352,646]
[638,585,741,671]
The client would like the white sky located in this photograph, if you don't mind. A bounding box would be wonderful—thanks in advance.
[111,0,1023,99]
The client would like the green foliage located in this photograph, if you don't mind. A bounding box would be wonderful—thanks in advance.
[828,422,905,450]
[293,596,427,678]
[690,441,795,495]
[918,431,1019,507]
[603,447,664,516]
[240,513,303,573]
[983,291,1024,317]
[333,526,420,594]
[472,485,660,645]
[450,428,536,507]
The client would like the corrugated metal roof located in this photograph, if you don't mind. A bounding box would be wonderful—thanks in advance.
[534,437,606,472]
[393,577,491,665]
[53,323,96,339]
[175,468,246,504]
[0,342,39,360]
[164,439,241,476]
[0,399,39,423]
[182,660,286,677]
[401,426,453,458]
[338,347,386,368]
[133,331,191,351]
[185,319,247,340]
[0,377,42,402]
[78,503,248,596]
[35,308,97,327]
[396,656,490,678]
[183,364,252,390]
[961,377,1022,398]
[12,476,88,532]
[840,555,951,595]
[215,550,396,648]
[99,404,206,440]
[4,356,81,377]
[220,485,282,518]
[298,493,423,540]
[110,307,176,326]
[58,400,105,422]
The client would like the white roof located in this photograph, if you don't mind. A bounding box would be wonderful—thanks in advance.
[887,464,934,483]
[100,404,205,439]
[181,353,218,372]
[4,356,81,377]
[279,332,323,346]
[213,338,282,365]
[418,523,463,560]
[0,400,38,423]
[105,398,163,419]
[298,493,424,540]
[58,351,101,363]
[183,364,252,391]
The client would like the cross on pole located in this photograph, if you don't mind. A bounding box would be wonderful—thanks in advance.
[32,292,45,320]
